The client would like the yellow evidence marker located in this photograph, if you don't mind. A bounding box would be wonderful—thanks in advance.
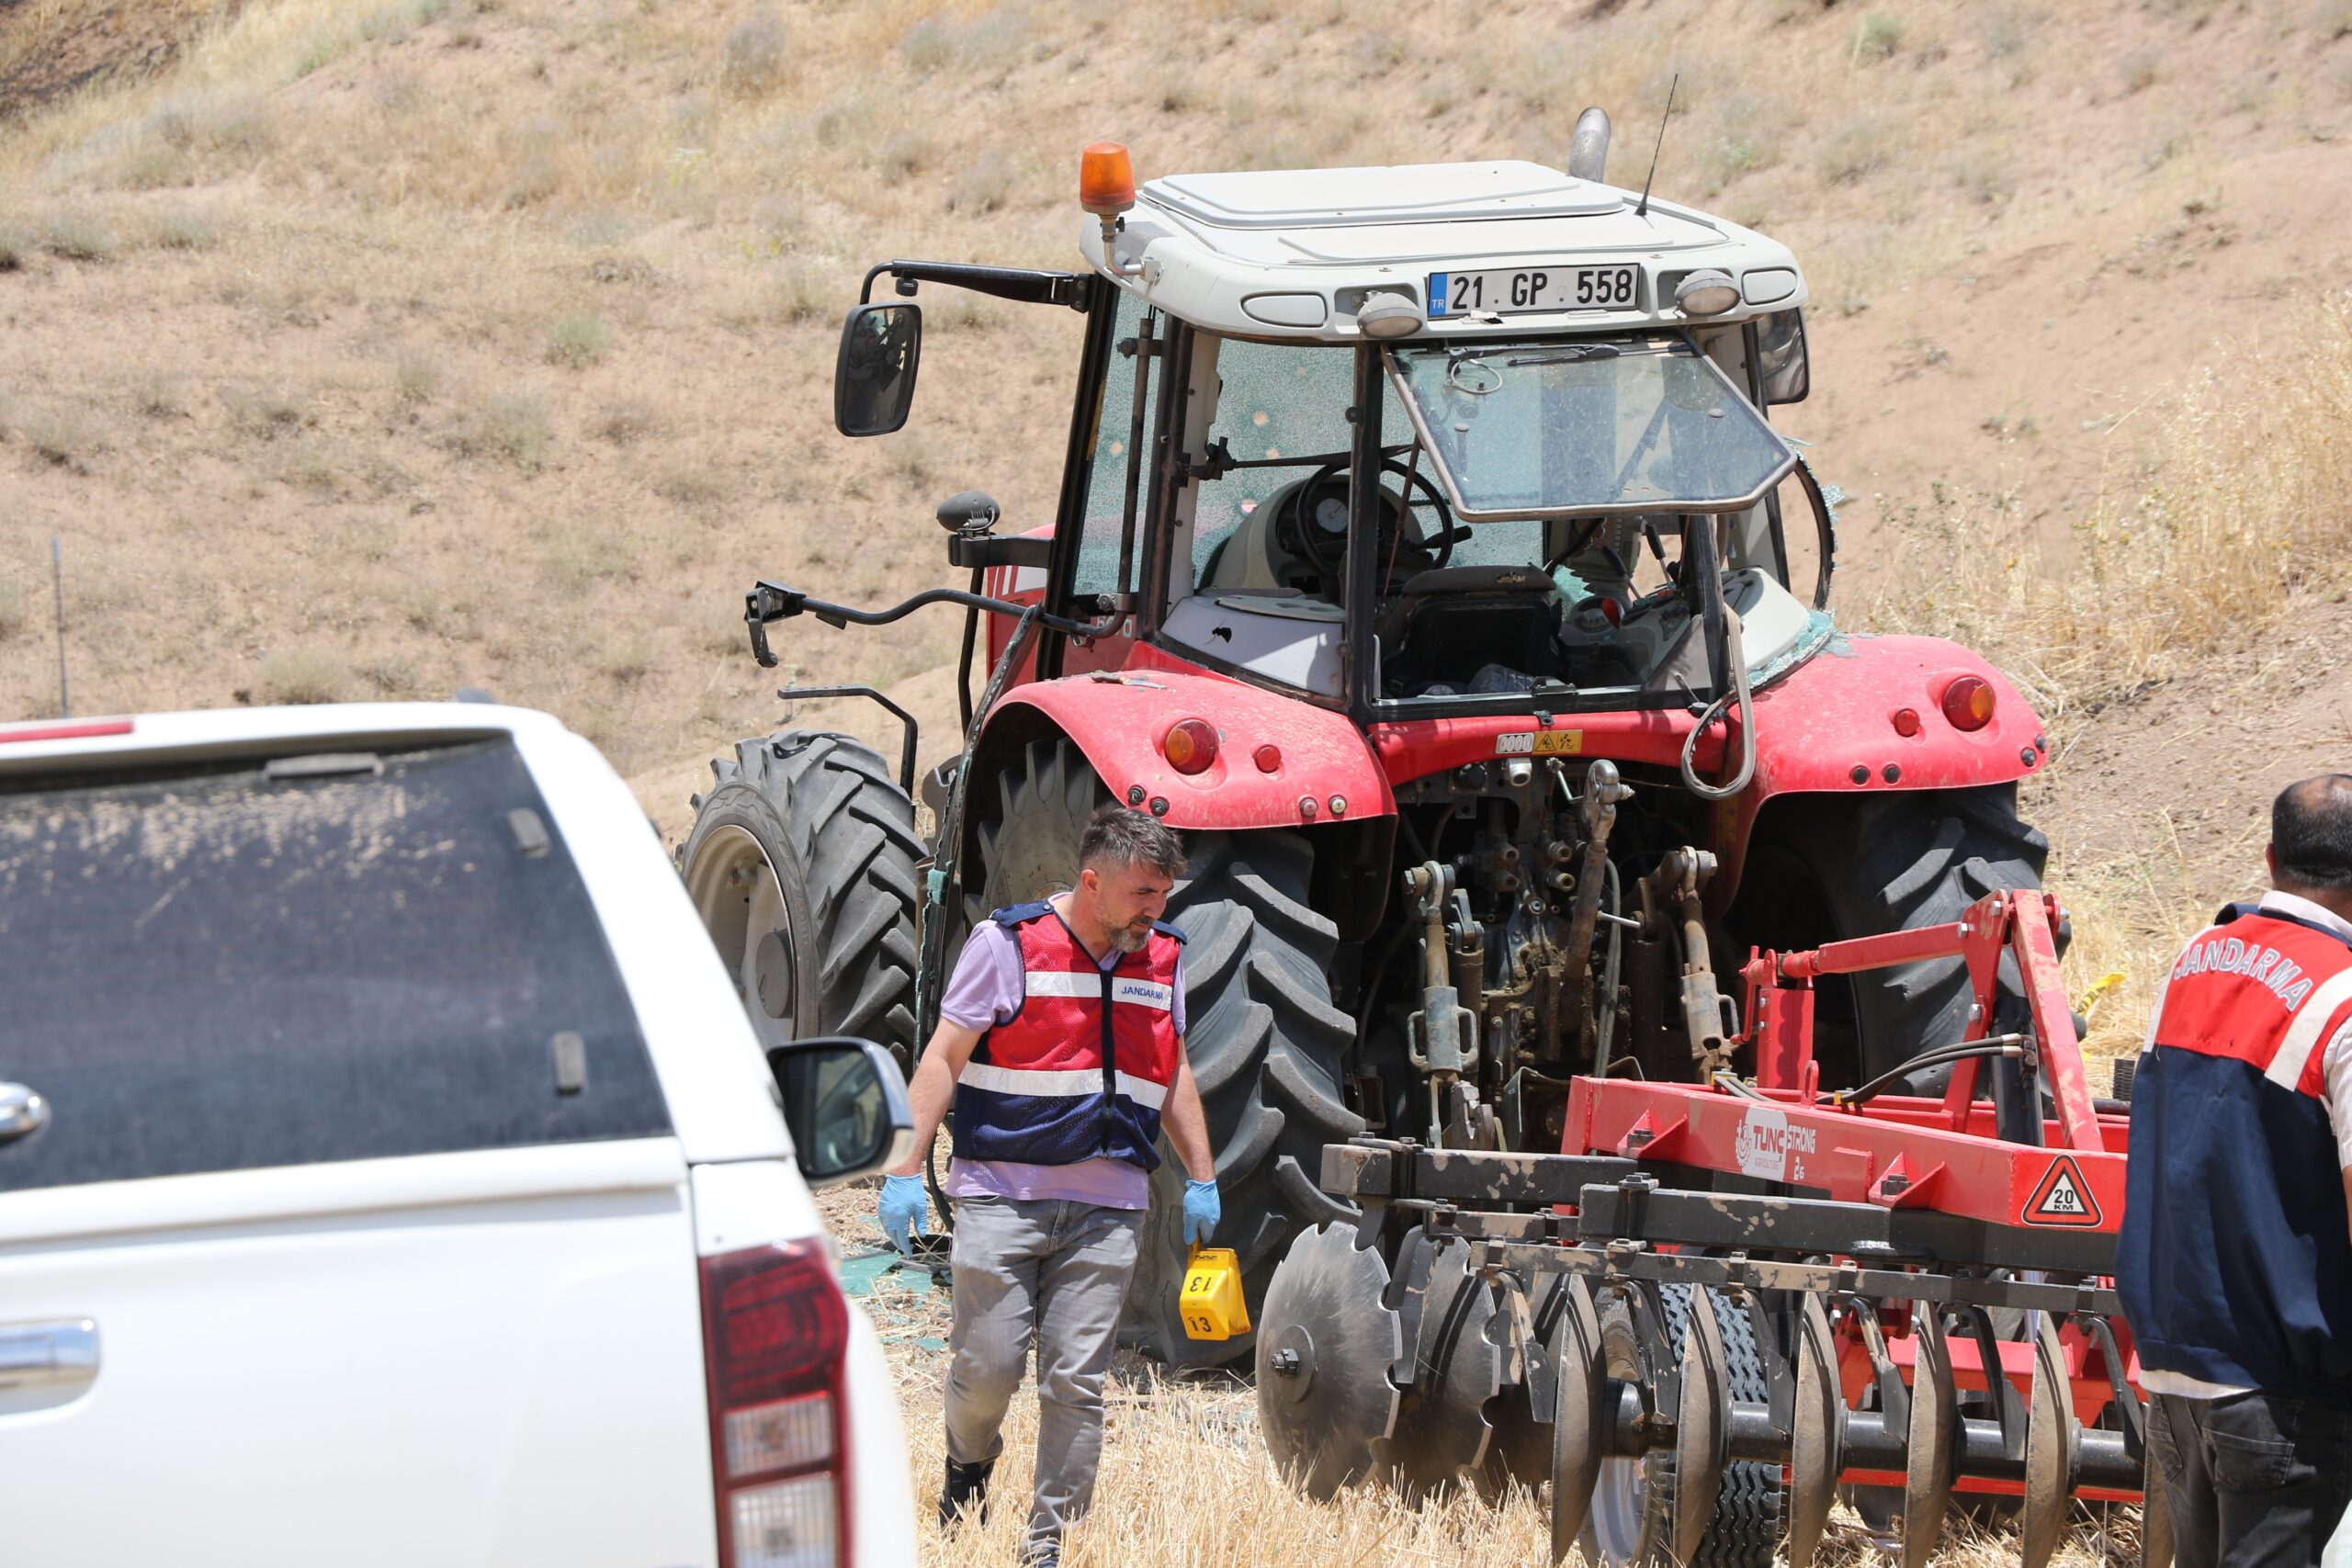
[1180,1246,1250,1340]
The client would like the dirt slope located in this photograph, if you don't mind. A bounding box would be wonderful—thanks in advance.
[0,0,2346,882]
[2041,593,2352,906]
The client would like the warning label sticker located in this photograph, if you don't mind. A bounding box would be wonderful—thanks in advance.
[2022,1156,2103,1227]
[1495,729,1585,757]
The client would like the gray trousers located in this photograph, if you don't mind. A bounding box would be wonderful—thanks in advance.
[945,1195,1143,1557]
[2150,1391,2352,1568]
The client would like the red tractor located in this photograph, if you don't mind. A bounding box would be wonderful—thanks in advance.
[678,130,2062,1425]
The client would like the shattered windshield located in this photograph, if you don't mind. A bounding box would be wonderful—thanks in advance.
[1386,337,1794,520]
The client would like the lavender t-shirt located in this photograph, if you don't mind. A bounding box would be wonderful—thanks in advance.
[939,903,1185,1211]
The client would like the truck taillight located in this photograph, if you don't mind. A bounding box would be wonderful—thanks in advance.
[701,1240,852,1568]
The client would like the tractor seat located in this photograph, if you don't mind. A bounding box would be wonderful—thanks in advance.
[1378,564,1582,699]
[1374,563,1559,643]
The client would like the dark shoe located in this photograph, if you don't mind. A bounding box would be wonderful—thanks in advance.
[1018,1535,1061,1568]
[938,1456,994,1529]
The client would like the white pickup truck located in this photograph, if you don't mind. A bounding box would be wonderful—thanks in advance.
[0,704,918,1568]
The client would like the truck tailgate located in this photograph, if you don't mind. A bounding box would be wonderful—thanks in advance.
[0,1139,715,1568]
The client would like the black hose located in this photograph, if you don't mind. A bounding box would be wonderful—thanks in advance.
[1827,1034,2025,1108]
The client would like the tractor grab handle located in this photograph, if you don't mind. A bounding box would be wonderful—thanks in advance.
[741,579,1120,668]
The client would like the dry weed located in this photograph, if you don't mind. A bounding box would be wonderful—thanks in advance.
[541,520,634,585]
[393,352,442,406]
[1850,12,1905,63]
[18,404,109,468]
[41,210,119,261]
[148,206,220,249]
[593,397,662,444]
[545,310,614,367]
[259,646,350,704]
[720,8,790,99]
[471,389,553,470]
[134,374,189,419]
[220,383,315,438]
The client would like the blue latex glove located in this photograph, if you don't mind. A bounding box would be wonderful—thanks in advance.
[1182,1179,1220,1247]
[878,1174,929,1254]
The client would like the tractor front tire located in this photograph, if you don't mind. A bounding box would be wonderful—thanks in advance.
[680,731,923,1070]
[1728,783,2059,1089]
[974,739,1363,1368]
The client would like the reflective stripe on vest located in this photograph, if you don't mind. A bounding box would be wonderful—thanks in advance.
[949,902,1183,1170]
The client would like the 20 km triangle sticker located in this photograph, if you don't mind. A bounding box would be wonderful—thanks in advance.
[2022,1156,2103,1227]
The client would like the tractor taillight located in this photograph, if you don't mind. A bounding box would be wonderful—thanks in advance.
[1163,718,1218,775]
[701,1240,852,1568]
[1892,707,1922,738]
[1940,675,1996,732]
[1080,141,1136,217]
[1254,744,1283,773]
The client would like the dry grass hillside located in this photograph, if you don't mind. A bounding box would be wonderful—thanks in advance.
[5,0,2352,1562]
[3,0,2348,771]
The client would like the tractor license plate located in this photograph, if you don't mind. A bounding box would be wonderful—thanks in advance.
[1428,265,1639,317]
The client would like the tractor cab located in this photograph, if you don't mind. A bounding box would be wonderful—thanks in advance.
[831,147,1833,731]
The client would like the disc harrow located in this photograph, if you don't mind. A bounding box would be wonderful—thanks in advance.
[1259,888,2165,1567]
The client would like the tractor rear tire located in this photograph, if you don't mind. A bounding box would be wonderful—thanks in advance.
[680,731,923,1070]
[1728,784,2059,1089]
[973,739,1363,1368]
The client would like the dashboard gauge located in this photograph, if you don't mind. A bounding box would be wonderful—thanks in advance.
[1313,495,1349,534]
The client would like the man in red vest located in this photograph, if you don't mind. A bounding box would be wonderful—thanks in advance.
[2119,773,2352,1568]
[876,806,1216,1567]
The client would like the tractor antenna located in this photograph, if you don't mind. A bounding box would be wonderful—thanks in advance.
[1634,73,1679,219]
[50,536,69,719]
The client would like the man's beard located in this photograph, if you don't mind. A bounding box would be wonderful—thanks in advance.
[1111,921,1150,953]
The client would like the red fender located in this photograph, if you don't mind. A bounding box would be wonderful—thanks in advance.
[989,669,1395,832]
[1714,632,2050,899]
[1747,633,2047,795]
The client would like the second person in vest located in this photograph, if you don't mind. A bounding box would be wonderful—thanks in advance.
[2119,773,2352,1568]
[876,806,1216,1568]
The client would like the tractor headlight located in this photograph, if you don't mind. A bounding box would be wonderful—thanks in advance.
[1674,269,1741,317]
[1356,291,1424,339]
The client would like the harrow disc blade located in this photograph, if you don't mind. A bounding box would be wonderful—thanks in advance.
[1787,1291,1845,1568]
[1254,1222,1404,1501]
[1378,1234,1503,1498]
[1902,1303,1959,1568]
[1671,1285,1731,1564]
[2021,1316,2082,1568]
[1549,1277,1609,1564]
[1478,1276,1552,1497]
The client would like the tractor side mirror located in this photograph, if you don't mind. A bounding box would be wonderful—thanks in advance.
[765,1035,916,1188]
[1758,309,1808,406]
[834,301,923,437]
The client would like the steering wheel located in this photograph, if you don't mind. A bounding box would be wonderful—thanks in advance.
[1294,455,1464,593]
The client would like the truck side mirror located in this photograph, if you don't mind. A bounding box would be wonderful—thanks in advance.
[834,301,922,436]
[1758,309,1808,406]
[765,1036,916,1188]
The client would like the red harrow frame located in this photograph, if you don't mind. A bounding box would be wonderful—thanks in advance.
[1309,890,2165,1566]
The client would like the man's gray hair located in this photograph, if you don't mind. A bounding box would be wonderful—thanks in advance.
[1079,804,1187,879]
